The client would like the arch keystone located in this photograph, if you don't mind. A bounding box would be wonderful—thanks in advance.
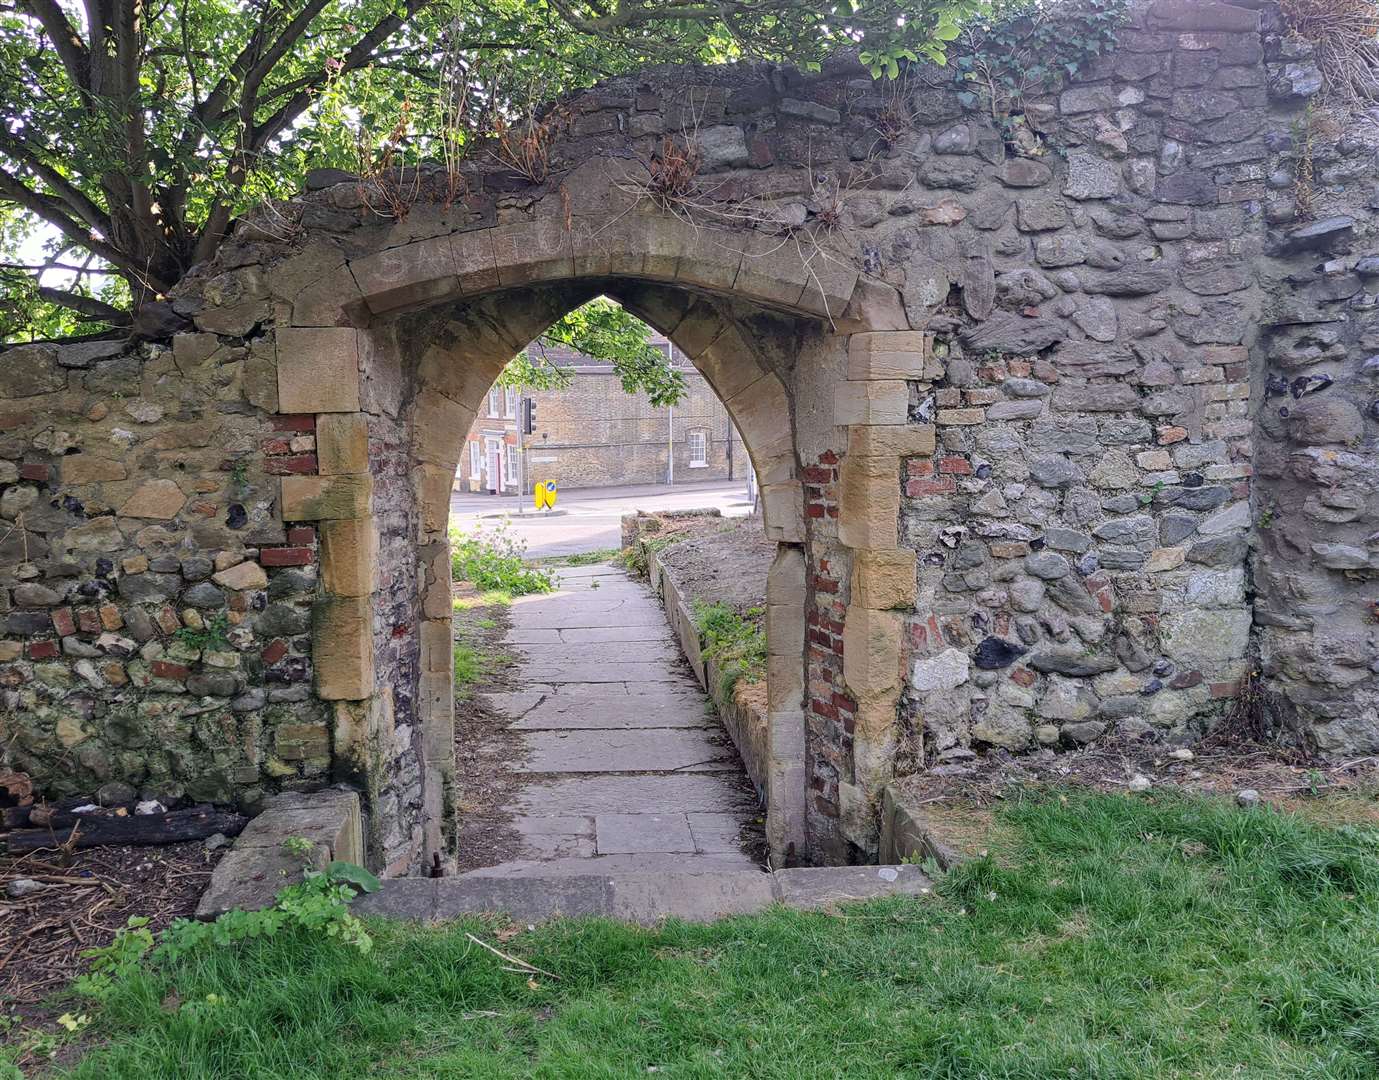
[491,218,575,286]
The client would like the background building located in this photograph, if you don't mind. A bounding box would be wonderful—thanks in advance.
[458,331,749,494]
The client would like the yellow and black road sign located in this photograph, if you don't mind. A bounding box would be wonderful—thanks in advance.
[533,480,558,511]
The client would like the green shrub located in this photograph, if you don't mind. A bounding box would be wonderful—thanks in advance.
[692,601,766,697]
[449,523,554,595]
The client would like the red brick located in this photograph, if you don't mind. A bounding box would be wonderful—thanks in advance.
[286,526,317,545]
[261,437,293,455]
[156,606,181,634]
[801,466,833,484]
[77,608,101,633]
[813,577,839,594]
[151,660,190,680]
[51,608,76,637]
[19,463,50,482]
[262,639,289,665]
[811,699,838,721]
[28,640,59,660]
[1210,679,1242,699]
[264,454,319,476]
[905,477,956,497]
[818,450,838,465]
[1010,667,1036,687]
[907,459,934,478]
[261,546,315,567]
[937,455,972,475]
[806,503,825,519]
[272,414,317,432]
[747,133,774,168]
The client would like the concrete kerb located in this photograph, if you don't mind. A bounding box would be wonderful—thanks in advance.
[351,863,934,925]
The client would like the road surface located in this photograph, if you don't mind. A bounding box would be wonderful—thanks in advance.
[450,479,755,557]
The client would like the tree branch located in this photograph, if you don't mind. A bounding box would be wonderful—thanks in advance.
[248,0,431,156]
[0,130,112,236]
[35,285,132,324]
[20,0,91,94]
[0,170,166,290]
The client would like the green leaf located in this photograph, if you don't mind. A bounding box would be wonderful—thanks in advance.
[328,861,382,894]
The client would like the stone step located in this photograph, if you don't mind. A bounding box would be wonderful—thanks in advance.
[518,728,739,773]
[352,864,934,925]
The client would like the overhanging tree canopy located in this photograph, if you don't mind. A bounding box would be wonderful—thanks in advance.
[0,0,975,341]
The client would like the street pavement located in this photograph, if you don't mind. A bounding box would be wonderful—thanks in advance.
[467,562,762,876]
[450,478,754,557]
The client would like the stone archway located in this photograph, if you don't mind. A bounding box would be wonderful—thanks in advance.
[266,191,932,871]
[13,1,1335,881]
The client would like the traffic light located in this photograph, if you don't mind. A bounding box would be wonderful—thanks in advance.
[521,397,537,435]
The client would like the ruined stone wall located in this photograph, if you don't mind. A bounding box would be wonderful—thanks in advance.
[2,0,1377,868]
[0,335,334,808]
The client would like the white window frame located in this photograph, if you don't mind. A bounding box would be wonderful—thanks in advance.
[504,387,519,418]
[503,444,521,487]
[488,387,502,418]
[687,429,708,468]
[468,440,482,481]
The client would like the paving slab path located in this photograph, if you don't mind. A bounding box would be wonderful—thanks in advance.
[461,562,764,879]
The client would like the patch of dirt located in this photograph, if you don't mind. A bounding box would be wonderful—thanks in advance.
[450,586,529,873]
[893,740,1379,859]
[654,514,773,615]
[1,840,222,1020]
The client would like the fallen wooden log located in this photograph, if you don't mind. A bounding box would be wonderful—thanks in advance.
[25,802,135,830]
[2,806,247,854]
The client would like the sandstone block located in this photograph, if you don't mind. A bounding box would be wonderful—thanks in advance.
[313,595,374,700]
[414,465,455,539]
[853,697,899,742]
[62,455,128,485]
[838,463,900,550]
[726,374,793,484]
[350,234,460,315]
[316,413,370,475]
[765,545,806,606]
[835,381,909,426]
[212,561,268,591]
[0,344,66,397]
[321,519,376,597]
[733,230,811,310]
[119,479,186,520]
[851,549,918,610]
[280,474,372,521]
[847,332,930,380]
[491,218,575,287]
[846,424,936,459]
[843,607,902,702]
[275,327,362,414]
[413,390,474,468]
[696,323,767,403]
[766,601,806,656]
[761,481,804,543]
[760,658,803,718]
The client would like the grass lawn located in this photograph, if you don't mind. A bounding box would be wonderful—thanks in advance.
[14,791,1379,1078]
